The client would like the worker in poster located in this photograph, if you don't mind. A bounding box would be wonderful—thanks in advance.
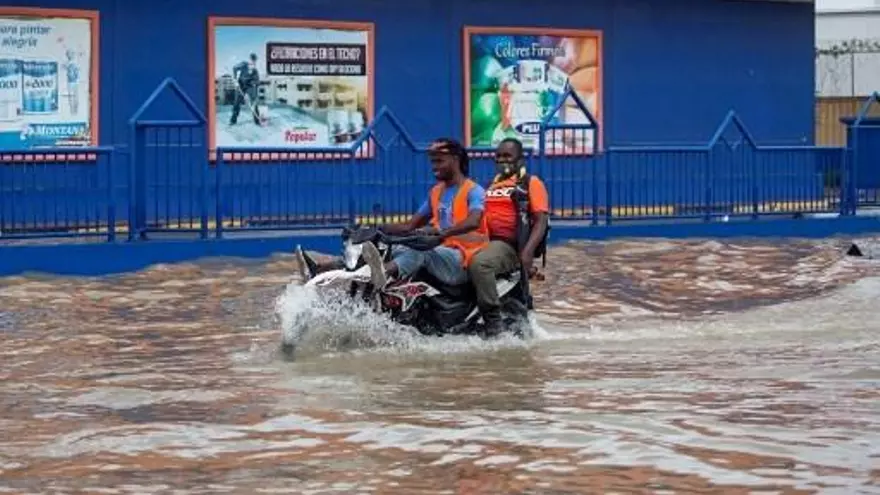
[211,21,372,149]
[229,53,263,126]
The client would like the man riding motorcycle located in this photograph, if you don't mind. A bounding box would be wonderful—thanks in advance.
[361,137,489,288]
[468,138,550,336]
[298,138,488,289]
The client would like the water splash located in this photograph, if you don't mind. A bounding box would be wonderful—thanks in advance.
[272,281,543,359]
[274,281,408,354]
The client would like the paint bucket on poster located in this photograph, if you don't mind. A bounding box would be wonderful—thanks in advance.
[22,60,59,115]
[509,90,542,133]
[328,109,350,143]
[516,60,547,90]
[546,65,568,94]
[348,110,364,137]
[0,59,22,121]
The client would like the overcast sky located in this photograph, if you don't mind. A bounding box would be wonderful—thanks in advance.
[816,0,878,11]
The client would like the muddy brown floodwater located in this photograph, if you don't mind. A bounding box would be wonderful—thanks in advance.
[1,238,879,494]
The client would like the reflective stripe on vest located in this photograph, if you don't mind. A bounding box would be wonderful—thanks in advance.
[429,179,489,267]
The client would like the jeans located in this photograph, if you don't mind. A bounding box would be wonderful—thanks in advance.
[230,84,260,125]
[392,245,468,286]
[468,240,520,312]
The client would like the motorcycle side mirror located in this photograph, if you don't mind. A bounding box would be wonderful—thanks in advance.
[349,225,380,244]
[341,223,360,240]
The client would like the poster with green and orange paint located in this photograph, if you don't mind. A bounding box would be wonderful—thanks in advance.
[464,27,601,154]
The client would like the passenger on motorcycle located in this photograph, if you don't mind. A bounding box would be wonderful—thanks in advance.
[363,138,489,288]
[468,138,550,335]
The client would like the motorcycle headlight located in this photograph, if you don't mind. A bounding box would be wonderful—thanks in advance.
[343,239,363,271]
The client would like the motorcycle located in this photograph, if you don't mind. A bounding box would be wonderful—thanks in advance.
[296,225,533,339]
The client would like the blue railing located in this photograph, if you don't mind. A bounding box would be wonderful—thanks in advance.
[0,147,121,241]
[841,93,880,211]
[128,77,209,240]
[1,81,878,242]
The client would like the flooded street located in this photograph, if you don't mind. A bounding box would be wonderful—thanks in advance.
[1,238,879,494]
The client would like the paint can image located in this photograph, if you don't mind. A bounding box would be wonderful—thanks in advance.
[496,66,516,86]
[22,60,59,115]
[509,90,543,124]
[328,109,350,143]
[516,60,547,91]
[0,59,22,121]
[348,110,364,136]
[546,65,568,94]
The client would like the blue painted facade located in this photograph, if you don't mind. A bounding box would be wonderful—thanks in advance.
[9,0,873,279]
[6,0,815,146]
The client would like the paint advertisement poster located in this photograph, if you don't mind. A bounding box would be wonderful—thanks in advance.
[465,27,601,154]
[209,18,373,151]
[0,10,96,150]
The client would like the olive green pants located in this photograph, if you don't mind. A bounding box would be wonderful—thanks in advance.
[468,240,520,312]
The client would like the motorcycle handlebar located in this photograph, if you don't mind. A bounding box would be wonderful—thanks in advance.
[376,231,443,251]
[344,226,442,251]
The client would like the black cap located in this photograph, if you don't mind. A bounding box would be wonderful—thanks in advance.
[428,137,469,176]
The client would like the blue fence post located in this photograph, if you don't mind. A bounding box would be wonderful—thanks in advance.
[703,151,712,222]
[591,154,599,226]
[605,151,613,225]
[200,148,209,240]
[538,121,548,213]
[106,148,116,242]
[840,144,850,216]
[348,152,357,225]
[128,123,145,241]
[849,126,859,216]
[215,150,224,239]
[750,148,759,220]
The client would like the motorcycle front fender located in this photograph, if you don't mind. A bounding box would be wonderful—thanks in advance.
[304,265,371,287]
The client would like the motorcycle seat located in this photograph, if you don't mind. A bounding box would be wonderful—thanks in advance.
[412,270,475,299]
[412,268,522,299]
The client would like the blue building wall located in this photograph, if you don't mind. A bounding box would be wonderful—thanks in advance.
[1,0,825,236]
[6,0,815,146]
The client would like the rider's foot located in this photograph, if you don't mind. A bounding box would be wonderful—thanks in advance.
[361,241,388,289]
[296,246,344,281]
[481,308,506,338]
[295,245,316,280]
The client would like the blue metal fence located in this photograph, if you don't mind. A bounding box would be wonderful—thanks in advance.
[0,147,120,241]
[600,121,833,223]
[215,148,355,233]
[128,78,209,240]
[1,80,878,243]
[841,92,880,212]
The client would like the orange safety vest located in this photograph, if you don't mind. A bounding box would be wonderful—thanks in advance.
[429,179,489,267]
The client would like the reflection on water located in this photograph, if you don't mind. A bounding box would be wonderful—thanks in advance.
[1,238,879,493]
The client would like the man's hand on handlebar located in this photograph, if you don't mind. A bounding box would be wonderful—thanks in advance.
[413,227,441,237]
